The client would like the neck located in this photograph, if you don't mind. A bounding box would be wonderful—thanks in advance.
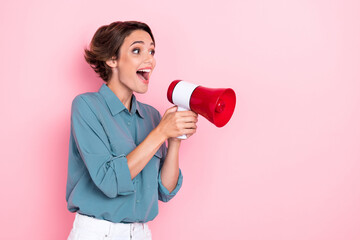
[106,79,133,111]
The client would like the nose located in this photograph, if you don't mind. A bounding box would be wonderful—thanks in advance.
[144,53,155,65]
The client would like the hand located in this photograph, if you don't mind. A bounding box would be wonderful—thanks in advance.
[157,106,198,140]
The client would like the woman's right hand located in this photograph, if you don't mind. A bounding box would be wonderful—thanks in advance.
[157,106,198,140]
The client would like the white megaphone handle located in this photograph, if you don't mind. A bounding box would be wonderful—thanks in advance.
[176,106,188,140]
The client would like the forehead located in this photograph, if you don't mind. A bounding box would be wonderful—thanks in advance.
[122,30,154,47]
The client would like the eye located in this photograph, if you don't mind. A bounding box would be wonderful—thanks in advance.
[132,48,140,54]
[149,49,155,55]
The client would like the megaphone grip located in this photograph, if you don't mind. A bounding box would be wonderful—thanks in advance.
[176,106,188,140]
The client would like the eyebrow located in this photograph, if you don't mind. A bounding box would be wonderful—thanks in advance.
[130,41,155,46]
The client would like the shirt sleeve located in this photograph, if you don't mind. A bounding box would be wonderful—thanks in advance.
[71,95,135,198]
[158,168,183,202]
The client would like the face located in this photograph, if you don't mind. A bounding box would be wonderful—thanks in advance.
[110,30,156,94]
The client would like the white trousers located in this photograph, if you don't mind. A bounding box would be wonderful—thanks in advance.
[67,213,152,240]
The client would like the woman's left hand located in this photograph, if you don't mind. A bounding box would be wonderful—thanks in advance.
[169,110,198,141]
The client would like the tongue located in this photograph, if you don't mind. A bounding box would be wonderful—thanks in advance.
[143,72,149,80]
[137,72,149,81]
[137,72,146,81]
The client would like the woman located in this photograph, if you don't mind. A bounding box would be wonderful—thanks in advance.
[66,21,198,240]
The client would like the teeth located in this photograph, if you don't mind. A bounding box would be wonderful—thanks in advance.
[137,69,151,73]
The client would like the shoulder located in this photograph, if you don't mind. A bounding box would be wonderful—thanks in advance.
[71,92,103,115]
[72,92,101,106]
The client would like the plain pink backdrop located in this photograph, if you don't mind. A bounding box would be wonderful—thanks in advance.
[1,0,360,239]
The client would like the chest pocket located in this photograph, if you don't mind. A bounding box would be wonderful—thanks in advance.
[104,116,137,156]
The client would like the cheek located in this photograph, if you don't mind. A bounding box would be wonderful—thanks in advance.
[119,56,136,74]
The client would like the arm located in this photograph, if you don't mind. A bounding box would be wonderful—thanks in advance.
[156,118,197,200]
[126,126,166,179]
[159,138,181,193]
[127,107,197,180]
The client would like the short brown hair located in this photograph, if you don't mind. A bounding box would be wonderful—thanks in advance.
[84,21,155,82]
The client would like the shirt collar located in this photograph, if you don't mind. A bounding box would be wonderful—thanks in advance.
[98,83,144,118]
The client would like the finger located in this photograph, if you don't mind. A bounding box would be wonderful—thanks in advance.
[191,111,198,117]
[187,111,198,117]
[180,122,197,130]
[176,116,198,123]
[166,106,178,113]
[176,110,198,118]
[181,117,198,123]
[181,128,196,135]
[164,106,178,117]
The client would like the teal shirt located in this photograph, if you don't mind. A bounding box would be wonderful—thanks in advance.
[66,83,183,223]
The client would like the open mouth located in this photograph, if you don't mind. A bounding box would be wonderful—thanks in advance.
[136,69,151,82]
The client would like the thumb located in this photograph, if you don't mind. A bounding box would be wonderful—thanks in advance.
[166,105,178,114]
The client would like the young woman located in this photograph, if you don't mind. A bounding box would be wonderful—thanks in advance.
[66,21,198,240]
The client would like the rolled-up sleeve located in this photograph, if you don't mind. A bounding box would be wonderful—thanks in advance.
[158,168,183,202]
[71,96,134,198]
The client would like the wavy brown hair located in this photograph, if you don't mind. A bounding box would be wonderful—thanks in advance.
[84,21,155,82]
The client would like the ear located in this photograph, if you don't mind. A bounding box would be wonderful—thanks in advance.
[105,56,118,68]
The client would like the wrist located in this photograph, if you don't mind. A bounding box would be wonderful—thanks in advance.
[168,137,181,147]
[153,126,168,143]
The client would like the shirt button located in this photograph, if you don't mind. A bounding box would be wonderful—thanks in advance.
[127,122,131,125]
[136,200,140,203]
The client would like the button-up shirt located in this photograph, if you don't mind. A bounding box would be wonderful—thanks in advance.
[66,83,183,223]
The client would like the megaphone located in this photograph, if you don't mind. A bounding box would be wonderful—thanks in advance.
[167,80,236,139]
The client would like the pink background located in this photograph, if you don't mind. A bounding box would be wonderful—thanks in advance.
[1,0,360,239]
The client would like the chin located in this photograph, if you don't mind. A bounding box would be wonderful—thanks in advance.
[135,86,148,94]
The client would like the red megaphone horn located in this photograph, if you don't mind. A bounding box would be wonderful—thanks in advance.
[167,80,236,129]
